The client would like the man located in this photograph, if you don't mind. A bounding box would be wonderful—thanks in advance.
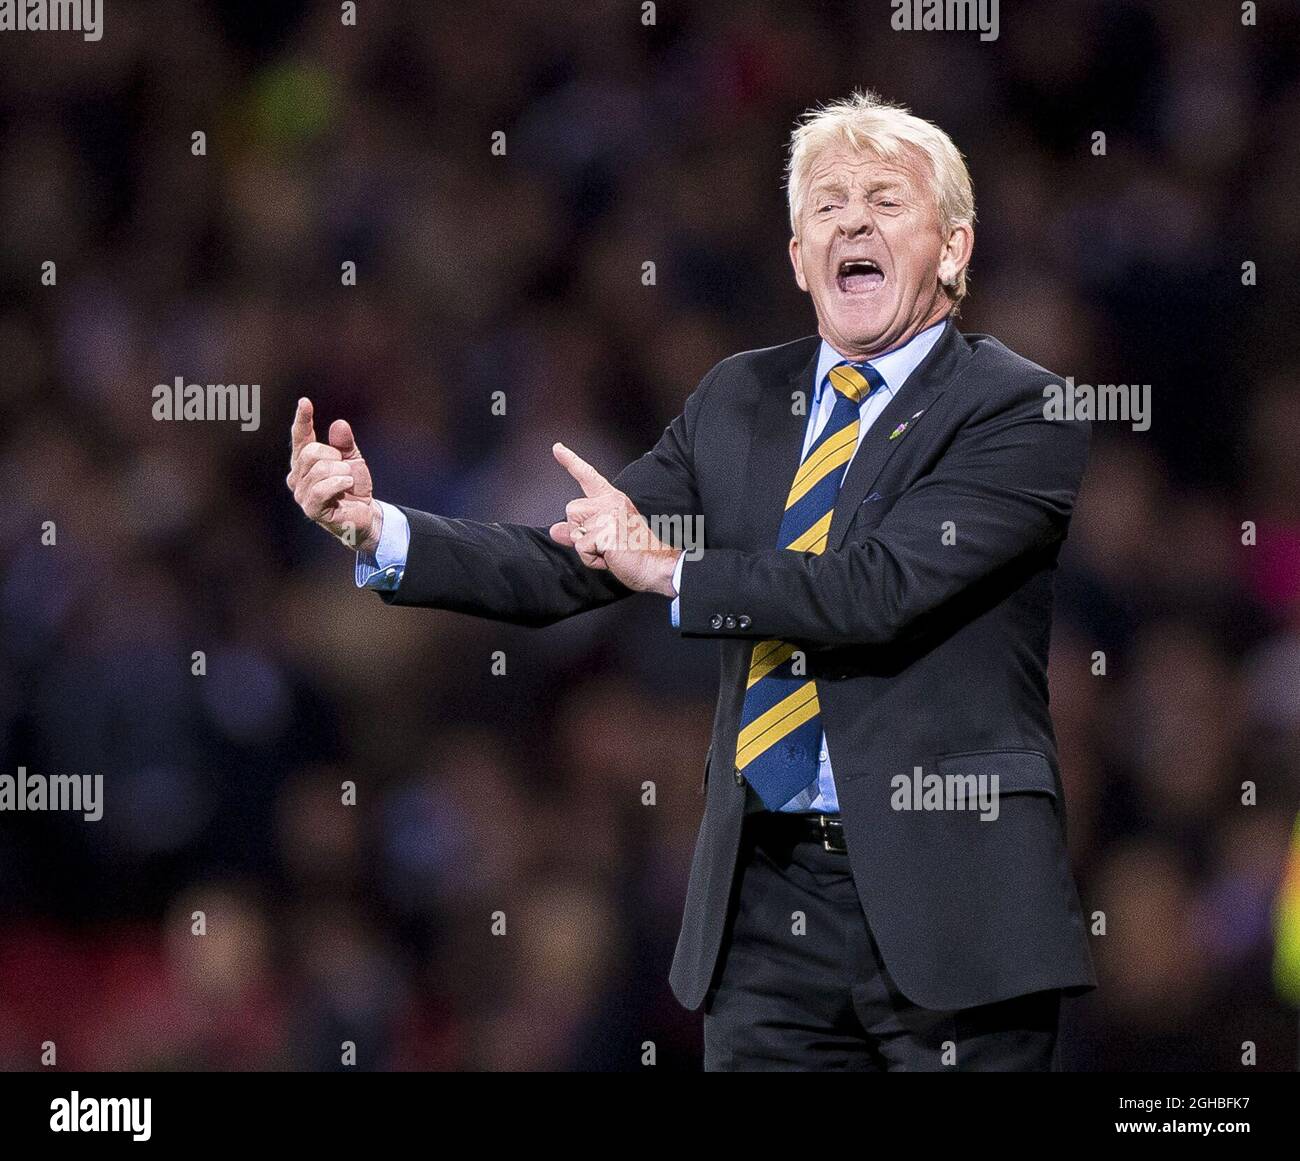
[287,91,1097,1071]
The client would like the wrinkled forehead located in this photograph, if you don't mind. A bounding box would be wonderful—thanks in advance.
[803,143,931,198]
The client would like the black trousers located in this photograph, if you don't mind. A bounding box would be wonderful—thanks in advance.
[702,811,1062,1071]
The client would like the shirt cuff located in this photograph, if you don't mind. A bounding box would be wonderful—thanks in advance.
[356,500,410,591]
[669,550,685,628]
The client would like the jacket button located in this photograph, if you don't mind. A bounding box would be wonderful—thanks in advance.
[737,615,752,629]
[710,614,723,629]
[734,768,745,786]
[724,615,737,630]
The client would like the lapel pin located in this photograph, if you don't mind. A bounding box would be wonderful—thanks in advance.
[888,409,926,440]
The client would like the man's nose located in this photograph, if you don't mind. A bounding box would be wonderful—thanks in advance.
[837,201,874,236]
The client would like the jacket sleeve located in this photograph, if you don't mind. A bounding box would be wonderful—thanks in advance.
[377,360,719,626]
[675,379,1089,646]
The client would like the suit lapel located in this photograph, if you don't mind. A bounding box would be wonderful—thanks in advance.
[829,320,971,550]
[742,339,820,549]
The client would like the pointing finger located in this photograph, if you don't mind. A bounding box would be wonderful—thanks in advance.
[553,442,611,499]
[291,398,316,465]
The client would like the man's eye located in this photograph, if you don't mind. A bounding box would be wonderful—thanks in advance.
[818,204,837,213]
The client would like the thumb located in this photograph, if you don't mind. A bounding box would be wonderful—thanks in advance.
[329,418,361,459]
[553,442,611,498]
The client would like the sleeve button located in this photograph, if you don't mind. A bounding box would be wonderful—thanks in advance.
[724,615,737,630]
[737,615,752,629]
[709,614,724,629]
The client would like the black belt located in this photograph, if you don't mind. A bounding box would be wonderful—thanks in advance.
[748,811,848,854]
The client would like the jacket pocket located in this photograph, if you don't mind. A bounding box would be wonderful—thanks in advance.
[936,749,1058,800]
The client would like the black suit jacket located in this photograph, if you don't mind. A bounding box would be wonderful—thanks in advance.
[381,320,1098,1011]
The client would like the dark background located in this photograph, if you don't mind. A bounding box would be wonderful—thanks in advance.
[2,0,1298,1070]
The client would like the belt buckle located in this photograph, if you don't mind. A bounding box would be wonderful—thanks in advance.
[818,813,845,853]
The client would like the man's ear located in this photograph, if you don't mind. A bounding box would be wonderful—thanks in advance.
[937,222,974,291]
[789,234,808,293]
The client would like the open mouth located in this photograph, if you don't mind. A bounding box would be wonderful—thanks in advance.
[836,258,885,293]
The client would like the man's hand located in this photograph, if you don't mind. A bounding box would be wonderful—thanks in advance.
[287,397,382,555]
[549,443,679,597]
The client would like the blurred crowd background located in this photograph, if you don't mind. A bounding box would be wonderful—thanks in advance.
[2,0,1299,1070]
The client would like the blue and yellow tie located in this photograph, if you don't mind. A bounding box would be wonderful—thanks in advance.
[735,361,885,810]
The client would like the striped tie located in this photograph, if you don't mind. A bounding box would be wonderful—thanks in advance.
[734,361,885,810]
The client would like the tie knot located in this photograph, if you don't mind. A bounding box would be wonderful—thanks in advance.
[827,361,884,404]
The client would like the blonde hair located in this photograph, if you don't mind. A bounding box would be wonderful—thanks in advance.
[786,91,976,302]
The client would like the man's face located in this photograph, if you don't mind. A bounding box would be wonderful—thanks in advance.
[788,145,972,359]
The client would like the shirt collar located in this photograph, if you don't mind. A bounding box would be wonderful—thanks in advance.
[813,319,947,402]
